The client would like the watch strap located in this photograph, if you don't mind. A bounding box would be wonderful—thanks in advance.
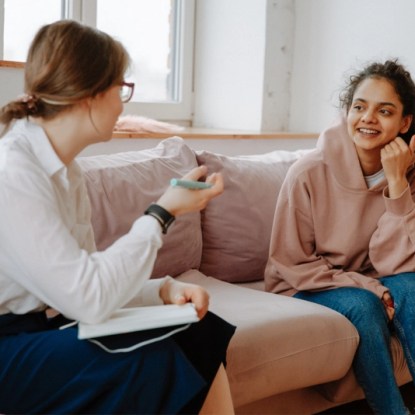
[144,204,175,234]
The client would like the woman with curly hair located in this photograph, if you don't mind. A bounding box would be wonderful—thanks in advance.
[266,60,415,414]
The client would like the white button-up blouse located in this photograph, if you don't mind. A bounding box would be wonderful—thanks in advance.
[0,119,165,324]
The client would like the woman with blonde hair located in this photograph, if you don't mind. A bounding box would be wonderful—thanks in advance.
[0,20,235,414]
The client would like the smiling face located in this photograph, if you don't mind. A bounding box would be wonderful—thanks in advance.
[347,77,412,163]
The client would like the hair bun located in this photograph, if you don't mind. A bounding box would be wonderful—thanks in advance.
[17,94,38,114]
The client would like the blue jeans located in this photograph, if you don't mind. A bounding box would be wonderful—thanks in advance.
[294,272,415,415]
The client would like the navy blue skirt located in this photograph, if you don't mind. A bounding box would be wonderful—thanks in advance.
[0,311,235,414]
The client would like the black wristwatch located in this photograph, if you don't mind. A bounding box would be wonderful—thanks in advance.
[144,204,175,234]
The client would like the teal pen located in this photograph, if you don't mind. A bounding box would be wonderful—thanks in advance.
[170,178,213,189]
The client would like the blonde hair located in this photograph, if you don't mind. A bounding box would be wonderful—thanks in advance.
[0,20,130,134]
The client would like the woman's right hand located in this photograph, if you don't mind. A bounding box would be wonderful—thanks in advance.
[159,276,210,319]
[156,165,224,217]
[381,135,415,199]
[381,291,395,321]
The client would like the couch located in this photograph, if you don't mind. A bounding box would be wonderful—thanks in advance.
[77,136,412,414]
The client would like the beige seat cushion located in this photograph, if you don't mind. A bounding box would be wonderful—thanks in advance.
[177,269,359,408]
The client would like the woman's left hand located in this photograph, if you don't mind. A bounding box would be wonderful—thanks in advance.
[381,135,415,198]
[159,277,210,319]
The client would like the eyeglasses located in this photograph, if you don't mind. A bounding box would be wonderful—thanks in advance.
[119,82,135,103]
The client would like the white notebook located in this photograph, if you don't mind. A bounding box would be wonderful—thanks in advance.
[78,303,199,340]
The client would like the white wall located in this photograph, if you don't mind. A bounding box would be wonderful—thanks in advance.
[192,0,415,133]
[290,0,415,133]
[261,0,295,131]
[192,0,295,131]
[192,0,268,130]
[0,66,24,106]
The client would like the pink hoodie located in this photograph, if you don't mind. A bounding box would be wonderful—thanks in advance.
[265,115,415,299]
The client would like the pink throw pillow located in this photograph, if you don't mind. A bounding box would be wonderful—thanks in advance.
[77,137,202,278]
[197,149,309,283]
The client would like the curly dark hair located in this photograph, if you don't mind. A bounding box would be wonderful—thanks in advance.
[339,59,415,143]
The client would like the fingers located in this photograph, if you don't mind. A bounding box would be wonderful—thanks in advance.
[175,169,224,209]
[169,281,209,319]
[383,296,394,308]
[385,306,395,321]
[381,137,413,195]
[156,166,223,217]
[182,286,209,319]
[172,293,187,305]
[181,166,224,195]
[183,165,208,181]
[206,172,225,195]
[381,136,407,156]
[381,292,395,321]
[382,292,393,307]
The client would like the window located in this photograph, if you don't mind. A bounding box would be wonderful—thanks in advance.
[0,0,194,122]
[3,0,62,61]
[97,0,174,103]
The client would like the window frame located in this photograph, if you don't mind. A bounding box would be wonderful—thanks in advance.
[0,0,195,122]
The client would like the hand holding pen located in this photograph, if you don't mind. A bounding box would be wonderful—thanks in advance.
[155,165,224,217]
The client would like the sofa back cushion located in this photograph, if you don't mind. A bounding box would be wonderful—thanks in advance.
[77,137,202,278]
[196,149,310,283]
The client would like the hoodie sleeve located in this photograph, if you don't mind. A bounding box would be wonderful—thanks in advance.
[369,182,415,275]
[265,170,388,299]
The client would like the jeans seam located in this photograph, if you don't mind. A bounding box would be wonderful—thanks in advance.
[393,316,415,377]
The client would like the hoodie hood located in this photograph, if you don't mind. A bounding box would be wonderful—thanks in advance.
[317,114,382,191]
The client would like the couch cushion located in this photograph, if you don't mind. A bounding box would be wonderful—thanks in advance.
[177,269,359,408]
[77,137,202,278]
[196,149,309,282]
